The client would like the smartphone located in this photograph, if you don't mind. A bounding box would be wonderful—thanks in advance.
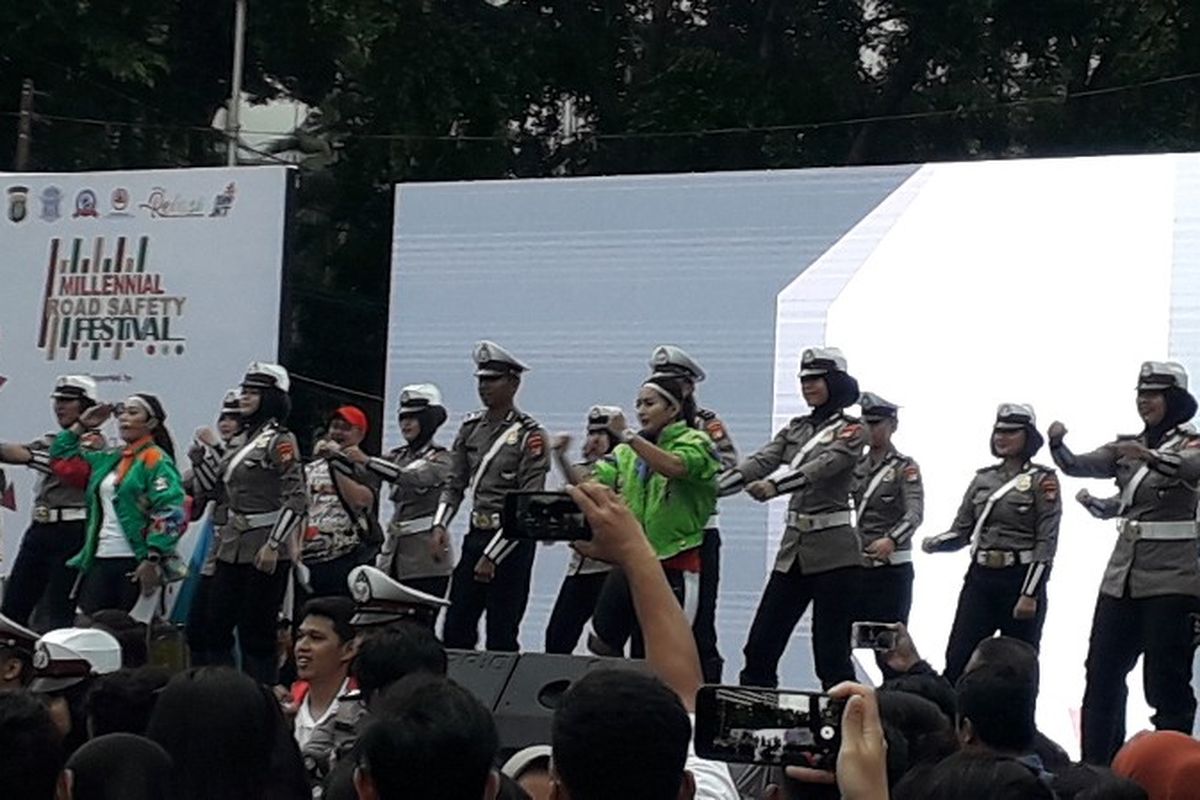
[694,685,844,769]
[851,621,900,652]
[502,491,592,541]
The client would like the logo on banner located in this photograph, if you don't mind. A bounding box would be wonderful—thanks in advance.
[7,185,29,222]
[110,188,132,217]
[40,186,62,221]
[36,235,189,362]
[139,186,206,219]
[209,182,236,217]
[73,190,99,218]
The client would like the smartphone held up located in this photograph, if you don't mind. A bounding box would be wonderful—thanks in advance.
[694,686,844,770]
[502,491,593,542]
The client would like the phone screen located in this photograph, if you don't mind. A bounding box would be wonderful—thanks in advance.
[502,491,593,541]
[851,621,900,651]
[694,686,844,769]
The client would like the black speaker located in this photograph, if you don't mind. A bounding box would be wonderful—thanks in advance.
[447,649,520,711]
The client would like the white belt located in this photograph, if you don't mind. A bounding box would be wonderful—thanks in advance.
[974,549,1034,568]
[705,512,719,529]
[234,510,281,529]
[1118,519,1199,541]
[786,510,853,533]
[33,506,87,524]
[391,515,435,536]
[866,549,913,567]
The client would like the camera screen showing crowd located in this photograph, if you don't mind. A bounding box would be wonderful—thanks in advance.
[1,342,1198,800]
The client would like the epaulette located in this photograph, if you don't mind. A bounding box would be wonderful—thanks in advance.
[462,410,485,424]
[695,407,717,422]
[977,464,1002,474]
[516,411,540,431]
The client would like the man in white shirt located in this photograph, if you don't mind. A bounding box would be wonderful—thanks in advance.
[290,596,357,750]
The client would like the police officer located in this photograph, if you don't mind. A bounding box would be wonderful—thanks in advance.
[434,341,549,652]
[853,392,924,626]
[0,375,98,629]
[1049,361,1200,764]
[346,564,451,633]
[0,612,39,690]
[192,362,305,684]
[340,384,454,599]
[922,403,1061,687]
[544,405,619,654]
[648,345,738,682]
[719,347,865,689]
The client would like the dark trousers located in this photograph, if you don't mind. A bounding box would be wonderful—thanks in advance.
[1,520,85,629]
[403,575,451,600]
[855,563,914,625]
[590,564,695,658]
[943,562,1049,687]
[1081,592,1199,765]
[740,564,861,690]
[694,527,724,682]
[545,571,609,654]
[185,575,228,665]
[207,561,290,683]
[443,529,535,652]
[76,557,141,615]
[298,545,371,608]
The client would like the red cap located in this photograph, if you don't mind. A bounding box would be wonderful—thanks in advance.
[333,405,368,433]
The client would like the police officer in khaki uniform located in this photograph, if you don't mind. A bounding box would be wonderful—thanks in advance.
[923,403,1061,687]
[648,345,737,682]
[853,392,924,626]
[434,341,550,652]
[192,363,306,684]
[0,375,98,630]
[340,384,454,599]
[1050,361,1200,764]
[719,347,865,689]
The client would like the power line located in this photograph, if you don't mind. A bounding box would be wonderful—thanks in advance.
[290,371,383,403]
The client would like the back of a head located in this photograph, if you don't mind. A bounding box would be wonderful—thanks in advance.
[1112,731,1200,800]
[354,622,447,705]
[67,733,173,800]
[894,750,1055,800]
[86,666,171,736]
[357,673,498,800]
[146,667,280,800]
[552,669,691,800]
[877,690,958,783]
[1053,763,1148,800]
[965,636,1038,685]
[88,609,149,667]
[0,689,64,800]
[955,662,1037,754]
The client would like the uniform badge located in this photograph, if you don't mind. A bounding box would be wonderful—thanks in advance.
[1040,474,1059,501]
[526,432,545,458]
[903,464,920,482]
[351,571,372,602]
[838,423,862,441]
[276,441,296,465]
[506,430,519,446]
[33,643,50,670]
[705,419,726,442]
[882,467,895,482]
[1016,475,1032,492]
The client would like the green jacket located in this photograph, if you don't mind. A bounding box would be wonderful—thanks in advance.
[51,429,187,573]
[593,421,719,560]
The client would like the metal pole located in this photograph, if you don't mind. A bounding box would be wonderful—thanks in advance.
[226,0,247,166]
[15,78,34,171]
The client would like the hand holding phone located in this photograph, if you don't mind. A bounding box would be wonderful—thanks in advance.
[851,621,901,652]
[694,686,845,769]
[502,491,593,541]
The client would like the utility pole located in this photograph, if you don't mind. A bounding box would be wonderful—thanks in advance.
[15,78,34,171]
[226,0,247,166]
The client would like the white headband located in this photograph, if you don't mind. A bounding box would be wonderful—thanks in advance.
[642,381,682,411]
[123,395,157,419]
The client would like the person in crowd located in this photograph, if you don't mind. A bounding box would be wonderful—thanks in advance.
[88,608,149,667]
[1049,360,1200,764]
[62,733,174,800]
[289,597,357,750]
[0,375,98,629]
[85,665,171,737]
[0,611,39,689]
[352,673,501,800]
[50,393,186,615]
[647,345,740,682]
[192,362,306,684]
[182,388,244,665]
[544,404,619,654]
[302,406,379,598]
[345,564,451,634]
[0,689,65,800]
[29,626,123,756]
[584,372,720,658]
[955,663,1040,766]
[893,749,1055,800]
[340,384,454,599]
[922,403,1061,686]
[502,746,553,800]
[853,392,924,626]
[436,341,549,652]
[1111,731,1200,800]
[1051,764,1148,800]
[147,667,309,800]
[877,624,956,719]
[718,347,865,689]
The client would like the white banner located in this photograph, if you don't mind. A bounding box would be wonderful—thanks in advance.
[0,165,292,570]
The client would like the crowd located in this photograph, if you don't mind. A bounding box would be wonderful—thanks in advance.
[0,339,1199,798]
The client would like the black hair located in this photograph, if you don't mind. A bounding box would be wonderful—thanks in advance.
[66,732,174,800]
[552,669,691,800]
[357,674,498,800]
[0,641,34,686]
[401,404,448,452]
[352,622,448,707]
[894,750,1055,800]
[89,609,148,668]
[146,667,307,800]
[244,385,291,432]
[877,690,959,785]
[643,373,698,429]
[299,596,357,645]
[52,678,95,757]
[85,665,171,737]
[966,636,1039,684]
[1144,386,1200,448]
[955,662,1037,754]
[0,690,64,800]
[133,392,176,460]
[1052,763,1148,800]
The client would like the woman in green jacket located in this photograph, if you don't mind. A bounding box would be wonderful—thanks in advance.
[51,393,186,615]
[585,372,719,657]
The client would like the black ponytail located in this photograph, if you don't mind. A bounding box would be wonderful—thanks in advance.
[134,393,176,460]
